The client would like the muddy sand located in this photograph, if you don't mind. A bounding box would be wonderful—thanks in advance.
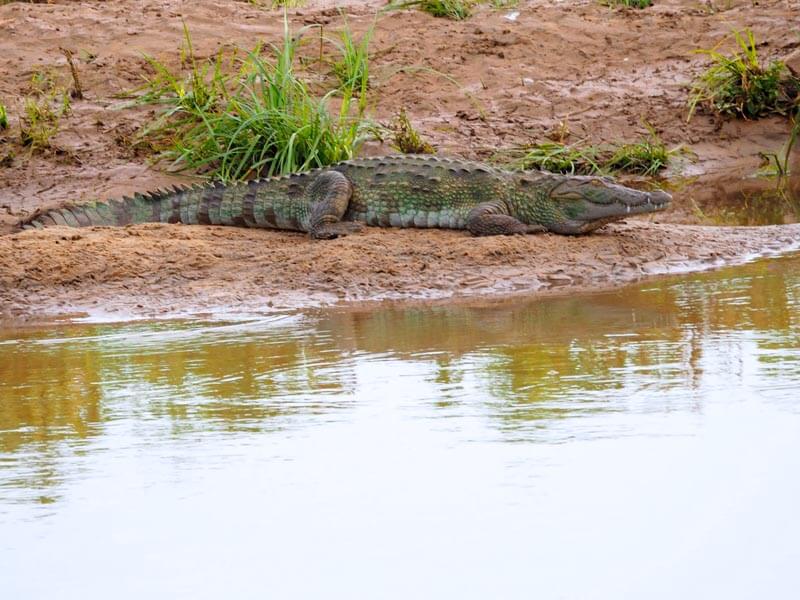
[1,0,799,320]
[2,221,799,321]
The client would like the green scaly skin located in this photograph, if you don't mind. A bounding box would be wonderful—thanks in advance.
[18,155,671,237]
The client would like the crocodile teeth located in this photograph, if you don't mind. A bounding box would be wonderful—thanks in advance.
[626,205,631,213]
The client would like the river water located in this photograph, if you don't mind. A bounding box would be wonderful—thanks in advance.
[2,254,800,599]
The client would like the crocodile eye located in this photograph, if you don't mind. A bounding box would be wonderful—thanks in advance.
[590,179,605,187]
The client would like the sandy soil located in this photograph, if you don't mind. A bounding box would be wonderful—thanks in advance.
[0,0,799,320]
[2,221,799,321]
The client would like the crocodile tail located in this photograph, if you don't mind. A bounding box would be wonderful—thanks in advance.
[16,183,241,230]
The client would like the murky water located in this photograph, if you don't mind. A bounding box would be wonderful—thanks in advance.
[2,255,800,599]
[703,176,800,225]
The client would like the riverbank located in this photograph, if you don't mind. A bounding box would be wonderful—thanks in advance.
[2,221,799,321]
[1,0,799,321]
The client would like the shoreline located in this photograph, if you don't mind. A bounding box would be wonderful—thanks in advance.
[2,220,799,325]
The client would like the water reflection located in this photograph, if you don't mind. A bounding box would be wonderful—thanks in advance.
[1,253,800,504]
[702,176,800,225]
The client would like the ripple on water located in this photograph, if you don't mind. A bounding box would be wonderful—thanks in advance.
[1,253,800,598]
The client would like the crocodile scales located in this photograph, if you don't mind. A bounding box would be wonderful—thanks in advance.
[18,155,671,237]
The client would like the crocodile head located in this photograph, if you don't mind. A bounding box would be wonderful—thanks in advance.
[523,174,672,235]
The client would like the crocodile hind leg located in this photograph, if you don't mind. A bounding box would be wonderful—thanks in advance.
[305,170,363,239]
[466,202,547,236]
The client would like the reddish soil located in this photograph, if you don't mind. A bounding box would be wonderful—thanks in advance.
[0,0,799,320]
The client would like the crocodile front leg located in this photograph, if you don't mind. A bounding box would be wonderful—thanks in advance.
[305,170,363,239]
[466,201,547,236]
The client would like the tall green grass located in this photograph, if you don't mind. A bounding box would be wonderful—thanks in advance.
[688,29,798,120]
[132,17,372,181]
[330,19,373,95]
[0,103,8,130]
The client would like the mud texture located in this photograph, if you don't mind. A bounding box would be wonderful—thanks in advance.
[1,0,799,319]
[2,221,799,321]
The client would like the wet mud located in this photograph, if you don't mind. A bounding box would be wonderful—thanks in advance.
[2,221,799,321]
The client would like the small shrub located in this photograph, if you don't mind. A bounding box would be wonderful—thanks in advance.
[0,103,8,130]
[688,29,799,120]
[391,108,435,154]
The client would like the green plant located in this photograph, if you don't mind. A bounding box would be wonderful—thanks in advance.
[759,110,800,183]
[330,20,373,96]
[393,0,474,20]
[15,64,73,151]
[603,0,652,7]
[20,96,59,150]
[488,0,518,8]
[688,29,798,120]
[391,108,435,154]
[604,127,672,176]
[132,17,372,181]
[241,0,305,7]
[28,70,57,95]
[0,103,8,130]
[502,141,603,175]
[499,127,675,176]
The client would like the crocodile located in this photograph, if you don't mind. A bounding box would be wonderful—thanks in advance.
[18,155,671,237]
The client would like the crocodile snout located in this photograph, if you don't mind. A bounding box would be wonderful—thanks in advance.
[646,189,672,209]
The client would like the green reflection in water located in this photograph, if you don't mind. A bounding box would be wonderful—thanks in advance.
[1,253,799,502]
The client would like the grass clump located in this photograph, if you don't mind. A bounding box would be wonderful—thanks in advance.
[330,20,373,94]
[604,0,652,7]
[20,96,60,150]
[132,18,372,181]
[604,126,671,176]
[488,0,518,8]
[16,70,73,151]
[688,29,799,120]
[0,103,8,130]
[500,127,676,176]
[390,108,435,154]
[392,0,474,20]
[504,141,603,175]
[241,0,305,7]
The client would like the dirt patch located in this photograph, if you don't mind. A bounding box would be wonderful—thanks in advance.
[2,221,799,321]
[1,0,799,320]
